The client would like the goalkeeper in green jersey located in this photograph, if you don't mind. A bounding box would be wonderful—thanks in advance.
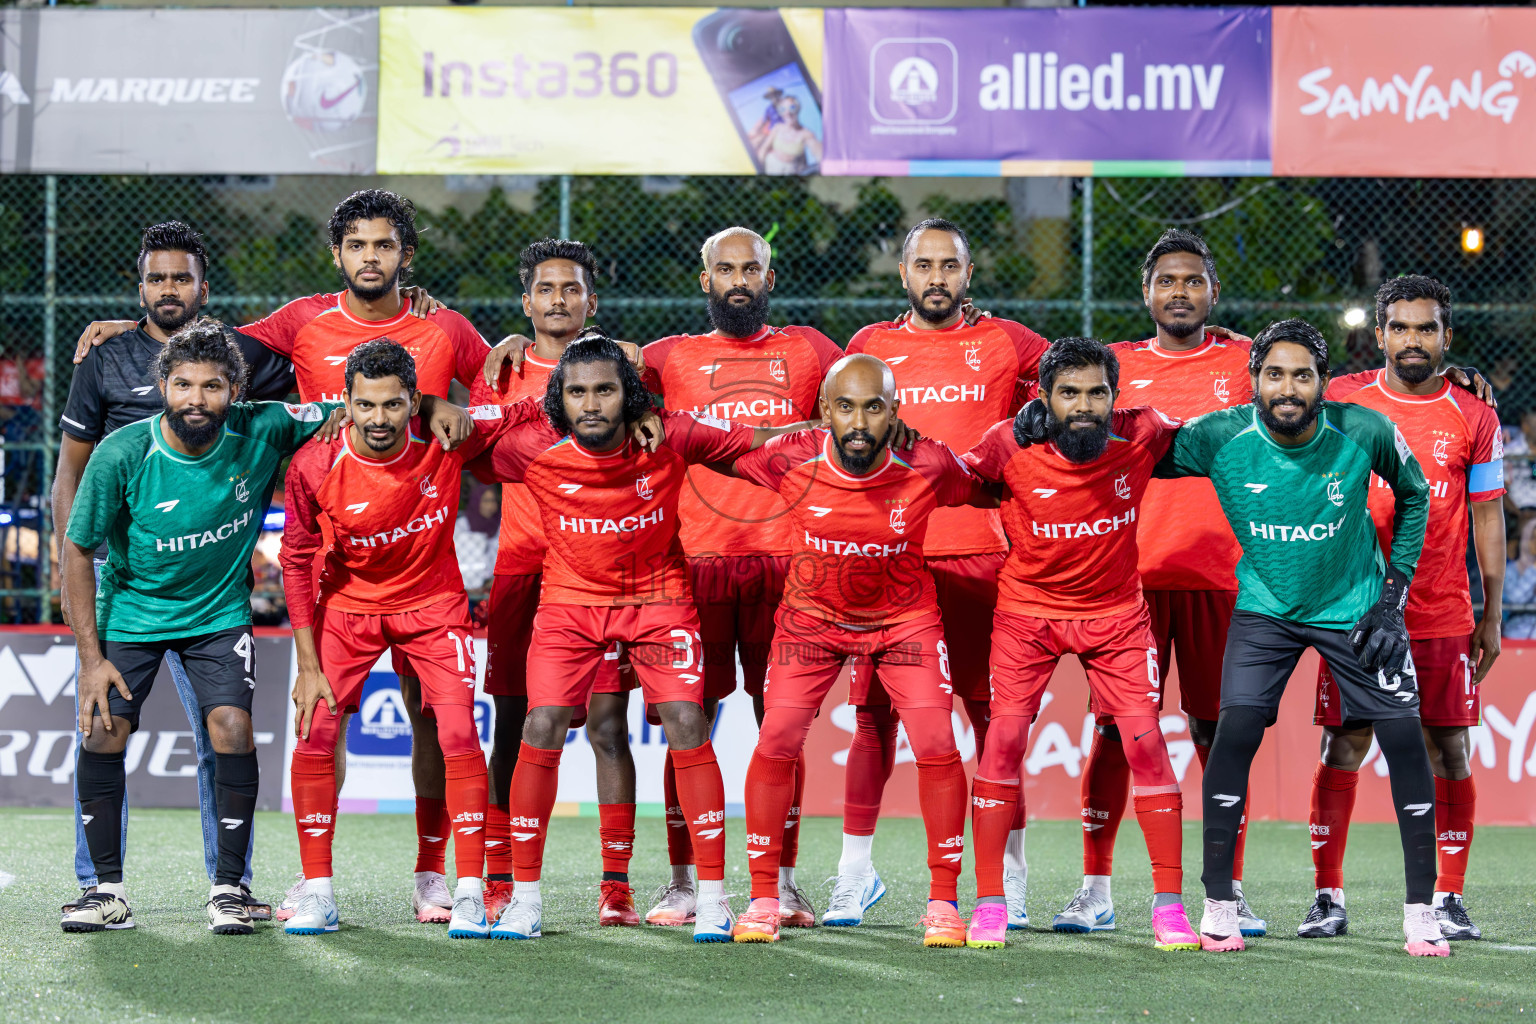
[1154,318,1445,957]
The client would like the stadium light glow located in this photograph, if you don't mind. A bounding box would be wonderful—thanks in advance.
[1343,307,1368,328]
[1461,227,1484,253]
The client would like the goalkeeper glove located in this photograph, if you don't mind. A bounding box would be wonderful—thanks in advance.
[1348,563,1411,675]
[1013,398,1048,449]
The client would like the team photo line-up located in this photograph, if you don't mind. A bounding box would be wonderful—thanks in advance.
[53,188,1504,958]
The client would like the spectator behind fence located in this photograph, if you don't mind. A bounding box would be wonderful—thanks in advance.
[1505,517,1536,639]
[454,482,501,592]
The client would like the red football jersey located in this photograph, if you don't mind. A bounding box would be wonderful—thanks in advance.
[479,351,558,576]
[1109,333,1252,591]
[963,406,1179,619]
[243,292,488,402]
[642,325,844,558]
[280,402,536,626]
[846,316,1048,557]
[733,430,986,629]
[474,410,757,607]
[1327,370,1505,637]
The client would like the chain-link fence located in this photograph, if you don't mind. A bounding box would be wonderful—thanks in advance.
[2,173,1533,623]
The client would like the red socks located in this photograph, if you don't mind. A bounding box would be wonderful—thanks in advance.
[916,750,967,902]
[1435,775,1475,894]
[781,750,805,869]
[599,802,637,877]
[291,751,338,879]
[670,742,726,882]
[1081,727,1131,875]
[843,706,898,836]
[1133,791,1184,894]
[486,803,513,877]
[1310,762,1359,890]
[663,750,692,865]
[745,751,797,899]
[509,742,563,883]
[444,753,487,881]
[414,797,449,874]
[971,778,1019,899]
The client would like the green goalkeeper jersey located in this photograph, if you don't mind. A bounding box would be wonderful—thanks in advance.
[1156,402,1429,629]
[66,400,339,641]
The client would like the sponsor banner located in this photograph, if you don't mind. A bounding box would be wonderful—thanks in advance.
[1273,7,1536,177]
[0,628,290,810]
[802,643,1536,827]
[377,7,825,175]
[0,8,377,174]
[822,7,1272,176]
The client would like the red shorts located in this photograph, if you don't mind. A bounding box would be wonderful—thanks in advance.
[482,573,633,701]
[527,603,703,712]
[689,555,789,701]
[1316,633,1477,728]
[314,593,478,715]
[990,604,1162,720]
[1145,588,1236,722]
[848,551,1003,706]
[765,607,955,713]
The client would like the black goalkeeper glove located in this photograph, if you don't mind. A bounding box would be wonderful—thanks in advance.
[1348,563,1411,675]
[1013,398,1048,449]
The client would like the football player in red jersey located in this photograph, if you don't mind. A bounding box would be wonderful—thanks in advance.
[1067,230,1266,936]
[280,340,536,939]
[639,227,844,928]
[718,354,988,948]
[828,218,1049,928]
[475,239,643,927]
[1303,276,1505,943]
[961,337,1199,952]
[74,190,482,922]
[470,330,814,944]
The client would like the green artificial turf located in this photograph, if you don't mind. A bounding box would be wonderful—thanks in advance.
[1,808,1532,1023]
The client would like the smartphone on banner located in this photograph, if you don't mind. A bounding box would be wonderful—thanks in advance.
[693,10,823,176]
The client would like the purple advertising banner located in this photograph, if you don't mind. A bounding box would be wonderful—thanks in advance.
[823,7,1272,176]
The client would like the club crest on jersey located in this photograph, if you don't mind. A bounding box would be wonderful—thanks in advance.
[964,345,982,371]
[1213,376,1231,404]
[1327,479,1344,507]
[636,473,654,500]
[420,476,438,499]
[888,502,908,535]
[768,357,786,384]
[1114,473,1131,501]
[1433,438,1450,467]
[230,471,250,504]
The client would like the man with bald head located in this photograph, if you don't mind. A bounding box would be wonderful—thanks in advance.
[640,226,843,927]
[833,218,1049,928]
[706,353,993,948]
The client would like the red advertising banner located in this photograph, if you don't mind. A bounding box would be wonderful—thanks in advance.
[1272,6,1536,177]
[802,641,1536,827]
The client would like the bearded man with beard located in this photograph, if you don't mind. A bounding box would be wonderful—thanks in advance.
[959,336,1199,953]
[1302,276,1505,945]
[1151,317,1444,958]
[827,218,1049,930]
[59,320,345,936]
[638,227,845,928]
[53,222,297,921]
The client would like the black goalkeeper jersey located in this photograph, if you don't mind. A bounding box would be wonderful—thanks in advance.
[60,320,295,443]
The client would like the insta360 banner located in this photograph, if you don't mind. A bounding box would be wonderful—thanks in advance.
[377,7,826,175]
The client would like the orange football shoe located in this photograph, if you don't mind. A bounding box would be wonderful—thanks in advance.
[483,880,514,925]
[598,880,641,927]
[920,900,966,948]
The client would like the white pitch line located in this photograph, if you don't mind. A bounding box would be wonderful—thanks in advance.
[0,870,15,890]
[1493,944,1536,952]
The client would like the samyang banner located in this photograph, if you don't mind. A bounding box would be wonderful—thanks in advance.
[0,8,377,174]
[821,7,1272,176]
[377,7,826,175]
[1272,6,1536,177]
